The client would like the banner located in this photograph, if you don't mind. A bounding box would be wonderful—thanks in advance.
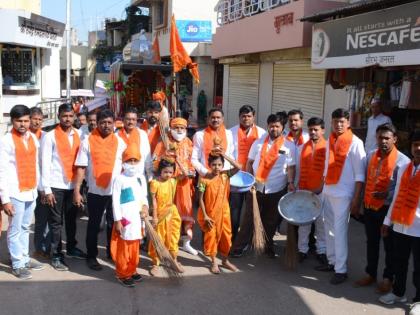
[311,2,420,69]
[175,20,212,43]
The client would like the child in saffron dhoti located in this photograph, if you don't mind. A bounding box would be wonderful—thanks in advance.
[197,152,241,274]
[148,158,184,276]
[111,144,149,287]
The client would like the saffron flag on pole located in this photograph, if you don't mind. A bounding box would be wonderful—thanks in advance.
[152,34,161,64]
[170,15,200,84]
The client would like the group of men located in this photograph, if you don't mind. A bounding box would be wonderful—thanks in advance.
[0,98,419,311]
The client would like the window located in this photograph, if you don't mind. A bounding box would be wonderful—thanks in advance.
[154,0,168,29]
[1,45,39,89]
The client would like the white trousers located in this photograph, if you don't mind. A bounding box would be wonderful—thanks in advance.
[298,214,326,255]
[323,194,352,274]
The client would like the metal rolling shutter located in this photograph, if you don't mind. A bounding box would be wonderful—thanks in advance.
[227,64,259,127]
[272,61,325,124]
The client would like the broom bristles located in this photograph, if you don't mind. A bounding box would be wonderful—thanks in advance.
[250,188,266,255]
[144,218,182,278]
[285,223,297,270]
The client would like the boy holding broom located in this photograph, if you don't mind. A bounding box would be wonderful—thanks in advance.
[111,144,149,287]
[197,150,241,274]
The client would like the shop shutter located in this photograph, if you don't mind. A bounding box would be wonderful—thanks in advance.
[226,64,259,127]
[272,61,325,124]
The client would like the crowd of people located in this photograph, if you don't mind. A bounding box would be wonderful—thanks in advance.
[0,99,419,313]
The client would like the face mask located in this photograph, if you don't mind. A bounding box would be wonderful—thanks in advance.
[122,163,138,177]
[171,129,187,141]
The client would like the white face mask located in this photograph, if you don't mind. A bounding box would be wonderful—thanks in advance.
[122,163,138,177]
[170,129,187,142]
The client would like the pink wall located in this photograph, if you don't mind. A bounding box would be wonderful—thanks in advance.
[212,0,345,58]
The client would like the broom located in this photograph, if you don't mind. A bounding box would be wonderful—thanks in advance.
[250,186,266,255]
[143,217,182,278]
[284,223,298,270]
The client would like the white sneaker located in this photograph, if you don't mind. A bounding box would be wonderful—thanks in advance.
[379,292,407,305]
[410,303,420,315]
[182,241,198,256]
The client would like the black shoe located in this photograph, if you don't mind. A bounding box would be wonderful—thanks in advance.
[131,273,143,282]
[67,247,87,260]
[265,246,276,259]
[118,277,135,288]
[230,248,244,258]
[330,273,348,285]
[316,254,328,265]
[298,252,308,263]
[51,258,69,271]
[315,263,334,272]
[86,258,103,271]
[12,267,32,280]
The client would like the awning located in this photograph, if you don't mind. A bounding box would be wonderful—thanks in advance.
[0,9,64,49]
[61,89,94,97]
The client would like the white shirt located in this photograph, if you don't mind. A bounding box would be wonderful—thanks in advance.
[0,131,40,203]
[191,127,235,176]
[75,134,127,196]
[384,162,420,237]
[323,134,366,198]
[78,125,91,141]
[41,128,78,194]
[229,124,266,160]
[112,172,149,240]
[365,114,392,154]
[248,135,296,194]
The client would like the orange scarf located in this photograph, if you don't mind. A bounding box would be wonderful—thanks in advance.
[203,125,227,167]
[237,125,259,171]
[364,147,398,210]
[390,162,420,226]
[286,131,305,146]
[118,127,140,147]
[299,138,326,190]
[88,128,119,189]
[255,135,285,183]
[140,121,160,153]
[325,129,353,185]
[54,126,81,182]
[12,129,37,191]
[32,129,42,140]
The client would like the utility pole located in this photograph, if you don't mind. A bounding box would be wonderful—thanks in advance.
[66,0,71,100]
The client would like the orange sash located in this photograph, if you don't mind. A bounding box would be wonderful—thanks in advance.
[140,121,160,153]
[54,125,81,182]
[33,129,42,140]
[12,129,37,191]
[325,129,353,185]
[203,125,227,167]
[237,125,259,171]
[390,162,420,226]
[118,128,140,147]
[364,147,398,210]
[299,138,326,190]
[88,128,119,189]
[255,135,285,183]
[286,131,305,146]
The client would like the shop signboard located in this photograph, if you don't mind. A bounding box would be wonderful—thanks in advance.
[176,20,212,42]
[311,2,420,69]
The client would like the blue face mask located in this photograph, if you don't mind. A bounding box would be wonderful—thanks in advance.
[122,163,138,177]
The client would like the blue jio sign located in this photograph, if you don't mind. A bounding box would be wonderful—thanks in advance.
[176,20,212,43]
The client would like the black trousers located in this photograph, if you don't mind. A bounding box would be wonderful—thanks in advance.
[48,188,78,259]
[392,231,420,302]
[86,193,114,259]
[229,192,247,242]
[257,188,287,249]
[364,206,394,280]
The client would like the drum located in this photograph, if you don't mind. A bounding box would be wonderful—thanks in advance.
[230,171,255,193]
[278,190,322,226]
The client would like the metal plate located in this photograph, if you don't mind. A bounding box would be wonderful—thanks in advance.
[278,190,322,226]
[230,171,255,193]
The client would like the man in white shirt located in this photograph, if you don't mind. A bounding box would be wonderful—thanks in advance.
[192,108,234,177]
[379,130,420,306]
[229,105,265,243]
[0,105,44,279]
[73,109,127,271]
[42,103,87,271]
[365,99,392,154]
[247,112,296,258]
[318,108,366,285]
[78,112,97,141]
[286,109,310,155]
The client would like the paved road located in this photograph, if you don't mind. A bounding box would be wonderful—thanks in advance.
[0,212,413,315]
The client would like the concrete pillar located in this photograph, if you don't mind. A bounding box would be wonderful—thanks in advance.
[257,62,273,127]
[222,64,229,119]
[191,56,215,121]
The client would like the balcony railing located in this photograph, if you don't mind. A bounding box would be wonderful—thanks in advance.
[216,0,292,26]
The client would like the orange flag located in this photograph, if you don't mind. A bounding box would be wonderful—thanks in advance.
[170,15,200,84]
[152,34,161,64]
